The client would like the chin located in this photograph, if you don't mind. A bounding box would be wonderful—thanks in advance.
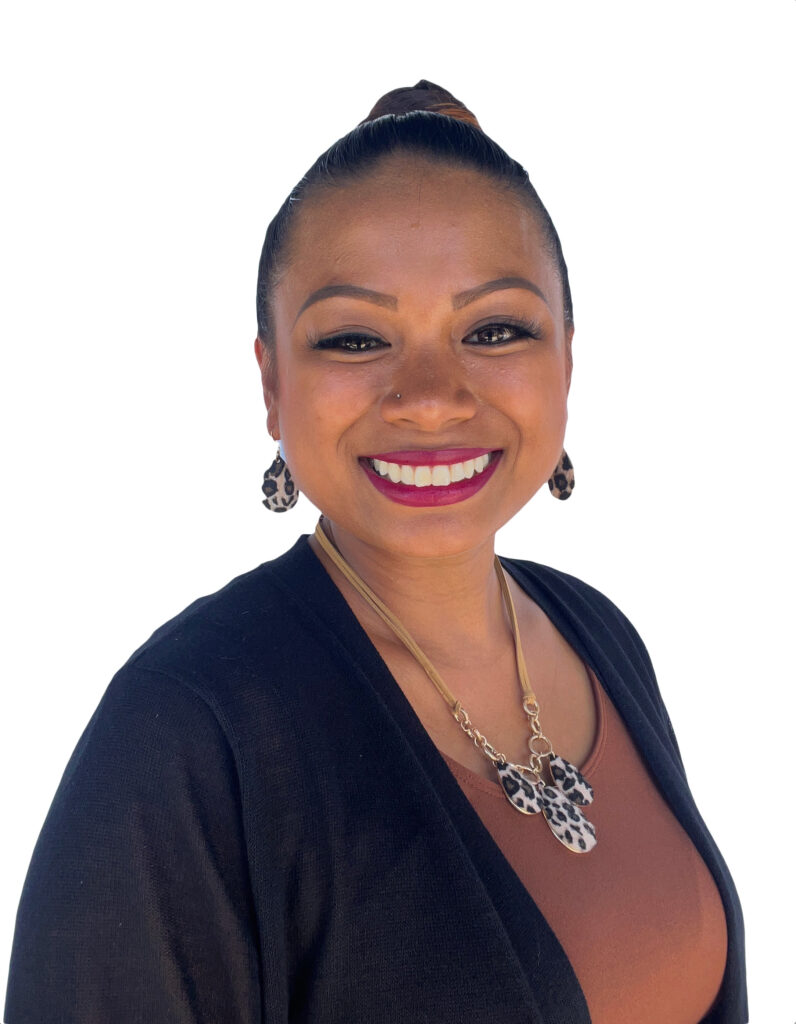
[334,505,513,562]
[310,471,537,559]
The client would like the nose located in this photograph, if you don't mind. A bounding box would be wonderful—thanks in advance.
[380,347,478,432]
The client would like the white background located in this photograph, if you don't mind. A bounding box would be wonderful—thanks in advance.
[1,1,793,1019]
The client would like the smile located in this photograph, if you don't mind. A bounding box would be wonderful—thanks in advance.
[368,452,494,488]
[360,448,502,507]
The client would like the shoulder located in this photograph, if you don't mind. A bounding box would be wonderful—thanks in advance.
[53,537,333,821]
[501,554,684,766]
[130,535,318,656]
[83,534,361,773]
[113,535,326,700]
[499,555,649,652]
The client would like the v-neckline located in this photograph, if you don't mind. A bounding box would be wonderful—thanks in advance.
[272,536,593,1022]
[266,534,742,1023]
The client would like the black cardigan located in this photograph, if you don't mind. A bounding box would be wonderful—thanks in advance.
[5,536,747,1023]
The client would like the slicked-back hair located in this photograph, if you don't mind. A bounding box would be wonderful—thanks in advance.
[256,88,573,343]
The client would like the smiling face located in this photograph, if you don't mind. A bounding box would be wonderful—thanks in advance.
[255,154,573,560]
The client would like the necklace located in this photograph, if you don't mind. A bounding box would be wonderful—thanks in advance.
[314,520,597,854]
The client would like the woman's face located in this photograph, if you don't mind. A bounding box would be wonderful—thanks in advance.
[256,155,573,560]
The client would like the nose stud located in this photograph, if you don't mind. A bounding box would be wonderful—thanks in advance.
[393,392,402,400]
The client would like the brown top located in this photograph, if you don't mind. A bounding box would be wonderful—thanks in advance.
[443,665,727,1023]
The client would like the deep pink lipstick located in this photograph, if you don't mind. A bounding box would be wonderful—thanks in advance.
[360,448,502,507]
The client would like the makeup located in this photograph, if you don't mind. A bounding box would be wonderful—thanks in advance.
[360,448,502,507]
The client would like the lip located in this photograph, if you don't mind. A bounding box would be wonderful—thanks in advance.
[362,447,494,467]
[360,450,503,507]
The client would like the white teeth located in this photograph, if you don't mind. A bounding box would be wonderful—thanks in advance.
[370,453,495,488]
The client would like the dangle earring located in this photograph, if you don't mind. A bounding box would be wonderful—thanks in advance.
[548,448,575,500]
[261,442,299,512]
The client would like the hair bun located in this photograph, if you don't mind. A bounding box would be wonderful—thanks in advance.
[361,80,481,128]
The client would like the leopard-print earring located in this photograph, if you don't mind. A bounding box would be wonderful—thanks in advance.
[261,443,299,512]
[548,448,575,500]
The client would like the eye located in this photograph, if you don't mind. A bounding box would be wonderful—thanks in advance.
[463,318,544,347]
[310,333,388,353]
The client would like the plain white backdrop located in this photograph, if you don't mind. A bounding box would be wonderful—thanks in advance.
[1,1,793,1019]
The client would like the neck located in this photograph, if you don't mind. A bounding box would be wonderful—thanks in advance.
[311,517,512,661]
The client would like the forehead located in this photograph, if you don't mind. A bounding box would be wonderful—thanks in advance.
[273,156,561,320]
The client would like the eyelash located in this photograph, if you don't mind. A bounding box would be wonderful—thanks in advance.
[311,333,388,353]
[464,317,544,346]
[309,318,544,353]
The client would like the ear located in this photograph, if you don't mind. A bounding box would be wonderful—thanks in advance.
[254,336,280,440]
[564,324,574,394]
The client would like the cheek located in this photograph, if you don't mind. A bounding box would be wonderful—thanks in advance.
[489,360,569,479]
[484,351,569,421]
[276,364,377,471]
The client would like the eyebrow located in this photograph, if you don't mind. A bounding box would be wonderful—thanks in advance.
[453,276,549,310]
[294,285,397,325]
[293,276,549,326]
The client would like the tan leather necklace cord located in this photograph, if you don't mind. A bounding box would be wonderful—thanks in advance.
[313,518,598,855]
[314,519,538,721]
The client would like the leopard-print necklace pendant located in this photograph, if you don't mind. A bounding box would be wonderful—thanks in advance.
[549,754,594,806]
[496,760,597,854]
[545,753,596,852]
[496,762,543,814]
[539,784,597,853]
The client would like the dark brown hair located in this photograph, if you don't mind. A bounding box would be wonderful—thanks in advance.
[256,80,573,339]
[361,80,481,128]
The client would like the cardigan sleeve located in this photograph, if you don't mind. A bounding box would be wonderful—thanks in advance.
[4,665,262,1024]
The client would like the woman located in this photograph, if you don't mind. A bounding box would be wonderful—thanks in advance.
[5,81,746,1023]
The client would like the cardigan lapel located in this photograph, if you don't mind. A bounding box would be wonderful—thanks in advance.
[500,557,746,1024]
